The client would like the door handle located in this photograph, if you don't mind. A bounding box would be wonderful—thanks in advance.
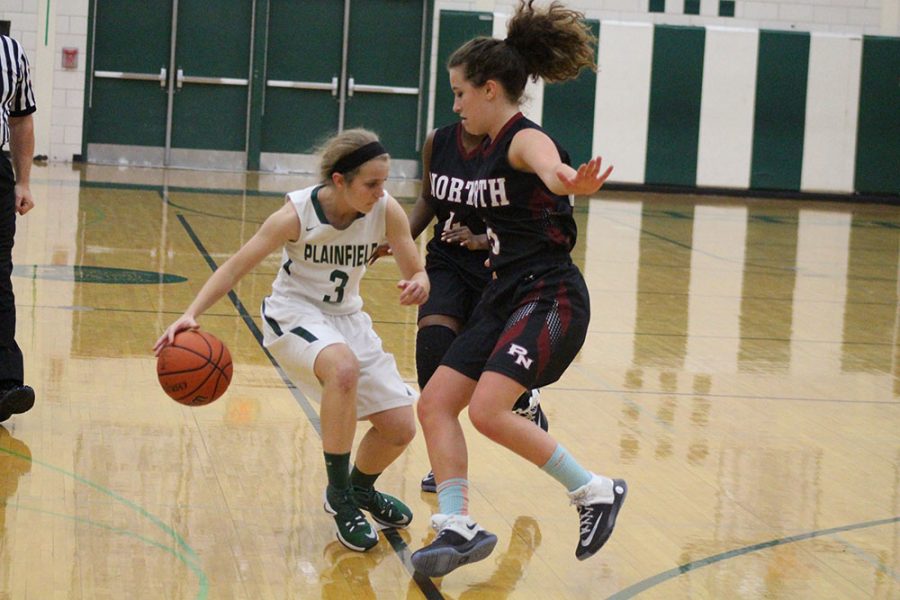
[346,76,418,97]
[266,76,339,97]
[176,68,183,90]
[94,68,170,91]
[180,74,249,86]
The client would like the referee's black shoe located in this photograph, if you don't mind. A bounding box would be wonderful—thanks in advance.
[0,385,35,422]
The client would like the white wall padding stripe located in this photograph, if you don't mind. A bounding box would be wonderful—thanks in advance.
[696,27,759,189]
[801,34,863,194]
[595,21,654,184]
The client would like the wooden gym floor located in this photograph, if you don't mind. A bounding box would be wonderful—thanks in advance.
[1,162,898,599]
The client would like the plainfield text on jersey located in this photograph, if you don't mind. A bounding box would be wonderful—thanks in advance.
[304,241,379,267]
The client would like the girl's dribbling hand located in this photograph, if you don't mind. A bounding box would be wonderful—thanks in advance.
[153,315,200,356]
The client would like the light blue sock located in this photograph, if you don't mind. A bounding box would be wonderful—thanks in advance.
[436,477,469,516]
[540,444,592,492]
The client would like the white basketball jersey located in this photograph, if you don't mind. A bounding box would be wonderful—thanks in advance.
[267,184,385,315]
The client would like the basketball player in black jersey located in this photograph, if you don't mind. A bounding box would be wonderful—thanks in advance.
[411,0,627,578]
[375,121,549,494]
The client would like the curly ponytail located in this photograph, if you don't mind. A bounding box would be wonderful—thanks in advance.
[448,0,596,103]
[507,1,597,83]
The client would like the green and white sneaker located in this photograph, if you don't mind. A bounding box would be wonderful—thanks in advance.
[350,485,413,529]
[324,487,379,552]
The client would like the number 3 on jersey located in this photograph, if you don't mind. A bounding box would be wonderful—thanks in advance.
[324,269,349,303]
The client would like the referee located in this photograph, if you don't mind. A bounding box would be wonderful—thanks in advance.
[0,34,36,422]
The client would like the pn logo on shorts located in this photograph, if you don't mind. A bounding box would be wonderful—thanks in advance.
[507,344,533,369]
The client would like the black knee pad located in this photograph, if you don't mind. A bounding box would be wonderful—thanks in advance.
[415,325,457,389]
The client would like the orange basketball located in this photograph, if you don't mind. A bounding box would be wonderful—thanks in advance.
[156,330,233,406]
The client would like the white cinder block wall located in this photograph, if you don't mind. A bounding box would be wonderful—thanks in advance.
[0,0,896,164]
[1,0,88,162]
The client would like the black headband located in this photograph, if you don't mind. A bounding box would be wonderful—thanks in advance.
[329,141,388,176]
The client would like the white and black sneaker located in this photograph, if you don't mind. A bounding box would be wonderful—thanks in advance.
[512,389,549,432]
[420,470,436,493]
[568,475,627,561]
[410,514,498,577]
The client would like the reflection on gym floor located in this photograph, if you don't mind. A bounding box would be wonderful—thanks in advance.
[2,163,898,599]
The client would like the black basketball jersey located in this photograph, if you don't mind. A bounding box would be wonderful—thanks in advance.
[471,113,577,273]
[425,122,490,278]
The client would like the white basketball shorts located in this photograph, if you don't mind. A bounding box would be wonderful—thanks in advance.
[261,296,416,419]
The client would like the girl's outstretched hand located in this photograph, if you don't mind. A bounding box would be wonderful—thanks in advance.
[153,315,200,356]
[557,156,614,196]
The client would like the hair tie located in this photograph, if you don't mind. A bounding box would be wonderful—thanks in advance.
[330,141,388,175]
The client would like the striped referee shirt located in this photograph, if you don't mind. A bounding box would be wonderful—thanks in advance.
[0,35,37,147]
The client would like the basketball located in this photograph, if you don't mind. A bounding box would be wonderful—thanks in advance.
[156,330,233,406]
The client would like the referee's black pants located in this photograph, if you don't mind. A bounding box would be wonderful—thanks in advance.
[0,152,22,385]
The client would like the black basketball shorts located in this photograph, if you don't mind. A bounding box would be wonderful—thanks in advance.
[417,249,490,323]
[441,261,590,389]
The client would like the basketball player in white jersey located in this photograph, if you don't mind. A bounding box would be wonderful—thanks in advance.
[154,129,429,552]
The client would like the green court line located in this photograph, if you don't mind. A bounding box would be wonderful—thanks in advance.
[607,516,900,599]
[65,178,284,198]
[44,0,50,46]
[163,197,267,224]
[0,445,209,599]
[3,501,210,597]
[31,175,900,223]
[833,534,900,582]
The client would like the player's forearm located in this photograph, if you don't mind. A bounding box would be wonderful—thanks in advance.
[184,257,246,319]
[9,115,34,185]
[407,197,435,240]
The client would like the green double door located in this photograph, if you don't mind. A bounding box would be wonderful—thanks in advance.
[84,0,427,172]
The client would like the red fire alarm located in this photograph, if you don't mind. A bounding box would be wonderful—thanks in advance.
[62,47,78,69]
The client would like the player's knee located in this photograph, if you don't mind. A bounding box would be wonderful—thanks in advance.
[370,406,416,446]
[416,390,443,428]
[416,393,432,422]
[315,346,360,394]
[324,361,360,395]
[468,401,502,439]
[391,415,417,447]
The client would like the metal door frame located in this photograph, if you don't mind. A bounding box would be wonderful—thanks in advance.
[258,0,427,177]
[85,0,256,170]
[83,0,427,174]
